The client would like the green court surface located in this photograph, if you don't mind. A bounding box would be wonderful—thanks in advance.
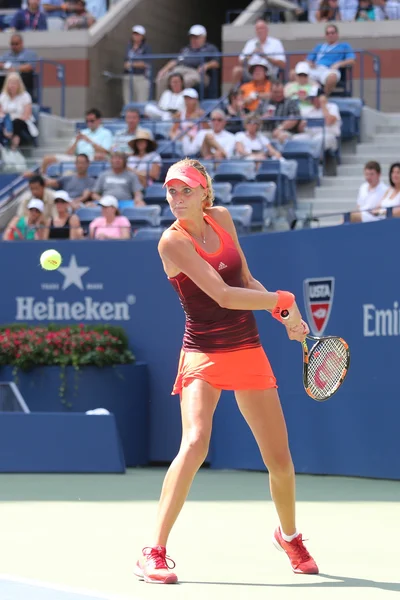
[0,469,399,600]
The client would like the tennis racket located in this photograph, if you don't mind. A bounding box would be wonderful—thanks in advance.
[281,311,350,401]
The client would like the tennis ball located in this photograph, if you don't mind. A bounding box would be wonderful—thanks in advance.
[40,249,62,271]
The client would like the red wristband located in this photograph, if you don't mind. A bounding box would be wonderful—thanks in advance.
[272,290,295,323]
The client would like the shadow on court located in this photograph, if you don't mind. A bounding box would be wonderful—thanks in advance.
[0,469,399,503]
[180,573,400,592]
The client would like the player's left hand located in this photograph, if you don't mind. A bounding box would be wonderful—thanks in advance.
[286,319,309,342]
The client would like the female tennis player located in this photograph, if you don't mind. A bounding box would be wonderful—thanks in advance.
[134,158,319,584]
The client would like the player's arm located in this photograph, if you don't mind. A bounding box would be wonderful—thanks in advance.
[159,229,296,317]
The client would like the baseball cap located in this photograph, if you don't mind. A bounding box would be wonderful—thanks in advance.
[163,164,207,189]
[248,55,269,71]
[183,88,199,99]
[54,190,71,203]
[295,61,311,75]
[99,195,118,209]
[308,86,324,98]
[27,198,44,212]
[188,24,206,36]
[132,25,146,35]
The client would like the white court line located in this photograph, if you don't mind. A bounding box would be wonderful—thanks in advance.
[0,575,141,600]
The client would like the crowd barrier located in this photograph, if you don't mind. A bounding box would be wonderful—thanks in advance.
[0,218,399,479]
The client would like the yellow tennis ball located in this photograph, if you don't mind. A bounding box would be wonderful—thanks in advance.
[40,249,62,271]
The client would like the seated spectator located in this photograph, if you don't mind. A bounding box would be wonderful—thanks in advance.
[42,0,75,19]
[260,80,303,145]
[293,87,341,151]
[144,73,185,121]
[44,190,83,239]
[122,25,151,106]
[65,0,96,29]
[239,56,271,114]
[41,108,113,174]
[355,0,376,20]
[315,0,342,21]
[0,72,38,150]
[233,19,286,87]
[234,115,282,161]
[169,88,205,151]
[112,108,151,154]
[303,25,356,96]
[374,0,400,19]
[127,130,161,188]
[194,109,236,160]
[3,198,47,240]
[82,0,107,20]
[0,35,38,98]
[350,161,388,222]
[156,25,219,99]
[89,195,131,240]
[92,151,144,205]
[43,154,96,210]
[10,0,48,31]
[223,89,246,134]
[356,163,400,222]
[284,62,315,110]
[18,174,55,219]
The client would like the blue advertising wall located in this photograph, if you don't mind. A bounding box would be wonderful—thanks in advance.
[0,219,399,479]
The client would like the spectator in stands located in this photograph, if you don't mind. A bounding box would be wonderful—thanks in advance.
[127,130,162,188]
[42,0,74,19]
[303,25,356,96]
[293,87,341,151]
[0,72,38,150]
[92,151,144,205]
[284,62,314,110]
[223,89,246,134]
[355,0,376,20]
[65,0,96,29]
[41,108,113,174]
[18,174,55,219]
[3,198,47,240]
[112,108,151,154]
[89,195,131,240]
[44,190,83,239]
[196,109,236,160]
[0,35,38,98]
[10,0,48,31]
[350,161,388,222]
[44,153,96,209]
[356,163,400,221]
[232,19,286,87]
[122,25,152,106]
[239,56,271,114]
[315,0,342,21]
[373,0,400,19]
[169,88,205,153]
[83,0,106,20]
[260,80,303,145]
[155,25,220,99]
[234,115,282,162]
[144,73,185,121]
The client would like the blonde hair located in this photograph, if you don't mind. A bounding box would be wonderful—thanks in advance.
[1,72,26,97]
[173,158,215,208]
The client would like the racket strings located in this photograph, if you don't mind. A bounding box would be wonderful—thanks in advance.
[306,338,348,400]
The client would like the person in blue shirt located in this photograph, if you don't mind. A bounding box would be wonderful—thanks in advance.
[10,0,48,31]
[303,24,355,96]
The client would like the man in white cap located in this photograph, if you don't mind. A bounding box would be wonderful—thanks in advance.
[155,24,220,99]
[292,87,341,151]
[123,24,152,105]
[284,62,314,110]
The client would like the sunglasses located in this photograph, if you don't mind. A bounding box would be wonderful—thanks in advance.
[211,118,224,122]
[86,118,96,123]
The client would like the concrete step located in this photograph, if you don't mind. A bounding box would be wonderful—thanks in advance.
[372,134,400,143]
[321,176,361,187]
[344,153,395,164]
[337,164,391,176]
[314,187,358,200]
[356,143,400,153]
[376,125,400,134]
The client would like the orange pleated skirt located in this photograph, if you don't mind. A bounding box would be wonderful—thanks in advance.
[172,345,277,395]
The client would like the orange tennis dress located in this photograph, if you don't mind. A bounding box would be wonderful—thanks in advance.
[168,214,277,395]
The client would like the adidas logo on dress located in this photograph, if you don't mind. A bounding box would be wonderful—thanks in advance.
[218,262,227,270]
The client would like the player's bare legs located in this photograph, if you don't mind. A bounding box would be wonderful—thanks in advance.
[235,388,318,574]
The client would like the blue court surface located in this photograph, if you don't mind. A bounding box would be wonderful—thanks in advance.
[0,577,136,600]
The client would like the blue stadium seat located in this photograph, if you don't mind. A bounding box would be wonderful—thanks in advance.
[118,199,134,210]
[157,140,183,159]
[213,161,256,186]
[331,98,363,141]
[122,206,161,227]
[133,227,165,241]
[231,182,276,228]
[213,182,232,205]
[160,206,175,227]
[76,207,101,235]
[46,164,61,177]
[144,183,167,206]
[255,160,297,205]
[200,99,224,115]
[158,159,180,183]
[282,141,320,184]
[226,205,253,234]
[88,162,108,178]
[201,159,216,176]
[121,102,147,117]
[103,121,124,135]
[60,162,76,175]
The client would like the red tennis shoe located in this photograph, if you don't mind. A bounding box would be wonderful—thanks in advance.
[134,545,178,584]
[273,527,319,574]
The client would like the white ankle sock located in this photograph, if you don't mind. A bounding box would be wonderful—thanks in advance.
[281,529,298,542]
